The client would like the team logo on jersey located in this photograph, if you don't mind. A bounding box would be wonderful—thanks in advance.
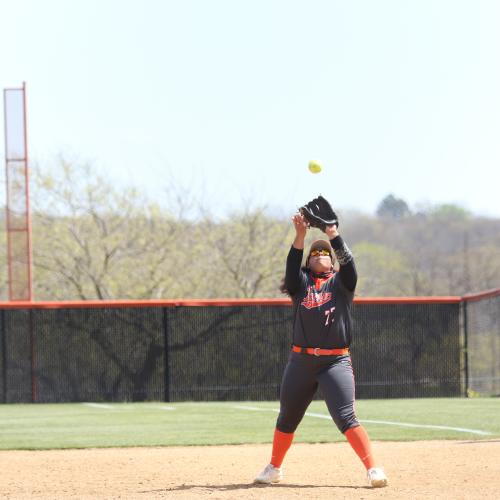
[301,286,332,309]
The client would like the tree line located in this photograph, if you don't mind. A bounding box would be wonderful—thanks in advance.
[1,159,499,300]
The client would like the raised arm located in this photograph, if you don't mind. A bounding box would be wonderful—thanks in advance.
[325,225,357,292]
[284,213,308,295]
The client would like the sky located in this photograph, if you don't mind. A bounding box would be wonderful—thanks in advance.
[1,0,500,219]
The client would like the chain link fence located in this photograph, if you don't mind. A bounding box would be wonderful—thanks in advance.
[0,291,498,403]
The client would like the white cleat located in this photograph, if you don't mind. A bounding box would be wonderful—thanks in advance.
[367,467,388,488]
[254,463,283,484]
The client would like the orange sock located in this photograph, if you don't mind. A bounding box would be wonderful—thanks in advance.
[344,425,376,470]
[270,429,294,468]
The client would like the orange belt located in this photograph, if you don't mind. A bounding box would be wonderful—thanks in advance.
[292,345,349,356]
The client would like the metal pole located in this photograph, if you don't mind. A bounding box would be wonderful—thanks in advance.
[462,299,469,397]
[29,309,37,402]
[1,310,7,403]
[162,307,170,402]
[22,82,33,302]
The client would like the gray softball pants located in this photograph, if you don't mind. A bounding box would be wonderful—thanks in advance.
[276,351,359,434]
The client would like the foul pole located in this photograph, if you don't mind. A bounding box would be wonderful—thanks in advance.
[3,82,33,301]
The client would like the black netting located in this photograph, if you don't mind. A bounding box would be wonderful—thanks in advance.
[466,294,500,396]
[167,306,290,401]
[351,303,461,398]
[1,308,165,403]
[1,309,32,402]
[0,298,492,403]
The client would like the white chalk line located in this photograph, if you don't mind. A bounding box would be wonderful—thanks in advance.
[81,403,176,411]
[233,405,492,436]
[360,419,491,436]
[82,403,114,409]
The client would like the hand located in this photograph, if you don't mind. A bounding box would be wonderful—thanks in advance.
[292,212,308,238]
[324,224,339,240]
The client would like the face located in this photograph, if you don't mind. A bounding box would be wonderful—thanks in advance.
[308,248,333,273]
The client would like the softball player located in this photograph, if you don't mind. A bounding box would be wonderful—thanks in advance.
[254,212,388,488]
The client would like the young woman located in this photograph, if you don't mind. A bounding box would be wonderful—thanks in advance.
[254,212,388,488]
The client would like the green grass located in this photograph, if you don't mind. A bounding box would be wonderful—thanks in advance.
[0,398,498,450]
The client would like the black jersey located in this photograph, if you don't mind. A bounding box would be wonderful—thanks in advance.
[284,236,357,349]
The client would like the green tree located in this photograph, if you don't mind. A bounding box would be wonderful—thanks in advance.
[23,156,500,299]
[353,241,413,296]
[428,203,471,221]
[0,212,6,300]
[205,208,293,298]
[31,158,184,300]
[376,194,411,219]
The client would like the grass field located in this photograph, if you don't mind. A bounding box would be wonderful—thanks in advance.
[0,398,498,450]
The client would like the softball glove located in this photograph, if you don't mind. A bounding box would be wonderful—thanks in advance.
[300,195,339,231]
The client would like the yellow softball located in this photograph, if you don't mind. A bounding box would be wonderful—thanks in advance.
[308,160,322,174]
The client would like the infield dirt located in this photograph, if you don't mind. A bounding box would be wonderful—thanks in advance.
[1,440,499,499]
